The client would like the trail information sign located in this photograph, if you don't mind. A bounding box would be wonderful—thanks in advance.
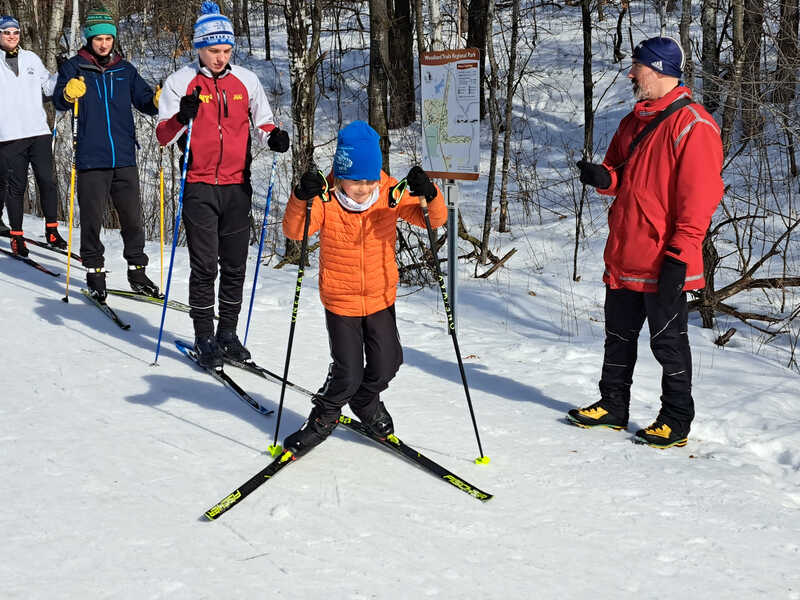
[420,48,481,181]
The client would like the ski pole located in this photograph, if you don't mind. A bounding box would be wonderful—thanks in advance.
[243,151,278,347]
[268,171,327,456]
[61,98,79,303]
[418,192,489,465]
[159,146,165,292]
[152,86,200,366]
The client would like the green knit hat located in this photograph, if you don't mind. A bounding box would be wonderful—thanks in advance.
[83,6,117,39]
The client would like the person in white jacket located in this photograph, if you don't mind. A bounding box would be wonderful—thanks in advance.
[0,15,66,256]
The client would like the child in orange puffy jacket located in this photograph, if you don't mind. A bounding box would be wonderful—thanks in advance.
[281,120,446,456]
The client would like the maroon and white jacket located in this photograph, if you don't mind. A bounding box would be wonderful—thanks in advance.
[156,61,276,185]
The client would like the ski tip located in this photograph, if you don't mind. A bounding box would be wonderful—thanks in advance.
[475,455,491,465]
[267,443,283,457]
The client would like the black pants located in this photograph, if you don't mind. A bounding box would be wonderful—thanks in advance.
[0,134,59,231]
[182,182,251,337]
[314,306,404,419]
[600,286,694,433]
[77,166,148,269]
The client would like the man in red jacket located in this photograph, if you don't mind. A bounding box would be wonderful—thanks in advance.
[156,2,289,368]
[567,36,724,448]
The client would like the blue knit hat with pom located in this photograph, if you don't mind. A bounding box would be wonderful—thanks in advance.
[193,2,235,49]
[632,36,684,78]
[334,121,382,181]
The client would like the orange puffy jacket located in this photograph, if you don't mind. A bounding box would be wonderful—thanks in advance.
[282,171,447,317]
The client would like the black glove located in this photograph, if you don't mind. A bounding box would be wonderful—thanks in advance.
[294,171,325,202]
[406,166,437,201]
[177,93,201,125]
[657,255,687,307]
[268,127,290,153]
[576,160,611,189]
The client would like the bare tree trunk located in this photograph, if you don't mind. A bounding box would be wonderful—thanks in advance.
[263,0,271,61]
[721,0,744,155]
[741,0,763,140]
[679,0,694,90]
[243,0,252,54]
[467,0,488,120]
[773,0,799,104]
[574,0,594,282]
[368,0,391,173]
[44,0,66,72]
[613,2,628,63]
[479,0,499,265]
[388,0,415,128]
[69,0,80,55]
[413,0,425,58]
[702,0,720,113]
[282,0,322,263]
[498,0,520,233]
[429,0,443,49]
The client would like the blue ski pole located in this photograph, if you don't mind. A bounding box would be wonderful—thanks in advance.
[152,86,200,366]
[243,151,278,346]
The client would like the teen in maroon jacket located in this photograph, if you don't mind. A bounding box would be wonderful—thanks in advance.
[567,36,724,448]
[156,2,289,369]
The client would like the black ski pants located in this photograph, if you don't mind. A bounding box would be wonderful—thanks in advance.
[313,306,404,419]
[0,134,59,231]
[77,166,148,270]
[600,286,694,433]
[182,182,251,337]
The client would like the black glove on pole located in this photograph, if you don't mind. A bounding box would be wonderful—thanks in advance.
[576,160,612,189]
[657,255,687,307]
[294,170,325,202]
[267,127,290,152]
[406,165,438,201]
[177,91,201,125]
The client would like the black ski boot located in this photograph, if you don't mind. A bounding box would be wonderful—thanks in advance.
[194,335,224,370]
[353,400,394,438]
[45,222,68,250]
[9,231,28,257]
[283,405,340,457]
[216,328,251,362]
[634,420,688,448]
[86,268,107,302]
[128,265,160,297]
[567,400,629,430]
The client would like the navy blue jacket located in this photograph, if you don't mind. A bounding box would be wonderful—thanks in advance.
[54,48,157,170]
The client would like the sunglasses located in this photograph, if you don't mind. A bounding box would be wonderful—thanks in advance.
[1,30,20,36]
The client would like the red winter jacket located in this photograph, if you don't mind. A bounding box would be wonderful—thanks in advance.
[598,86,724,292]
[282,171,447,317]
[156,62,275,185]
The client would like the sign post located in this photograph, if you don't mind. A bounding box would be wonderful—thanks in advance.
[420,48,480,331]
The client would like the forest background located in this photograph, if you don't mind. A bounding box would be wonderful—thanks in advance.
[3,0,799,372]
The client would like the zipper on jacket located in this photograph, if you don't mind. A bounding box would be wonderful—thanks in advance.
[100,73,116,168]
[360,214,366,314]
[222,90,228,117]
[213,78,224,184]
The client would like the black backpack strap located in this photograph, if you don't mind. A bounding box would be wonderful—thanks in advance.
[628,96,693,155]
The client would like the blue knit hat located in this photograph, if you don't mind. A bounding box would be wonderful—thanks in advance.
[193,2,235,49]
[632,36,684,78]
[334,121,382,181]
[0,15,20,31]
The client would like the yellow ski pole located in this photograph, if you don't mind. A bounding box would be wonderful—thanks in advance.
[159,146,165,292]
[62,98,79,303]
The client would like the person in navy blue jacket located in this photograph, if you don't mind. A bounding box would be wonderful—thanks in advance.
[53,6,159,301]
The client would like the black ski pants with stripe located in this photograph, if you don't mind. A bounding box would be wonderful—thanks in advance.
[600,286,694,434]
[182,182,251,338]
[77,166,148,269]
[313,306,404,420]
[0,134,59,231]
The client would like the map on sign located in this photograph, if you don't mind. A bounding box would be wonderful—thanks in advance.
[420,48,480,181]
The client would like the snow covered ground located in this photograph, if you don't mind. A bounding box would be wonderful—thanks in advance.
[1,218,798,599]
